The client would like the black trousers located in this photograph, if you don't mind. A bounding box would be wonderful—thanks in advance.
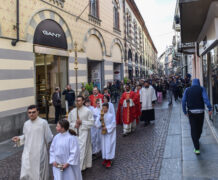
[55,106,61,124]
[188,112,204,150]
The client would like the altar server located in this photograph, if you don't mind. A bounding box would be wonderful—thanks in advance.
[96,103,116,168]
[50,120,82,180]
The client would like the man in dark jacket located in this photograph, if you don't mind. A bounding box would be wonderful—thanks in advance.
[168,77,175,105]
[62,84,75,111]
[182,79,212,155]
[52,87,61,123]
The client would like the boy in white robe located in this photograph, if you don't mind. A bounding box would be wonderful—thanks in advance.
[103,95,116,123]
[92,100,102,155]
[96,103,116,168]
[12,105,53,180]
[50,120,82,180]
[85,99,101,156]
[68,96,94,171]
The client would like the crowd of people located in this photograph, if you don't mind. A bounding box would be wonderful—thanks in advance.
[12,74,196,180]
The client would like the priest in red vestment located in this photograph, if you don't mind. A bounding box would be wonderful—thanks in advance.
[116,84,136,136]
[89,87,104,108]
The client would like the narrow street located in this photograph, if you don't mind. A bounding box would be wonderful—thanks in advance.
[0,101,172,180]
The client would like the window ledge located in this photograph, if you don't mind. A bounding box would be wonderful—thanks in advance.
[113,28,121,35]
[88,14,101,26]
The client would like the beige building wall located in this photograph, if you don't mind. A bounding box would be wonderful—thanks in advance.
[0,0,125,141]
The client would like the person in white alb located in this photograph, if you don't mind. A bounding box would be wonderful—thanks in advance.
[140,80,157,126]
[50,120,82,180]
[68,96,94,171]
[96,103,116,168]
[12,105,53,180]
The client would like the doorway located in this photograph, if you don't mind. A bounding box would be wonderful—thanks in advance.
[35,54,68,121]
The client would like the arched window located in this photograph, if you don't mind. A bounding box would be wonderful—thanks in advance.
[90,0,99,18]
[113,2,120,30]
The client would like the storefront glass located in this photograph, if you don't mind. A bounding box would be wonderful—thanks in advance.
[88,60,102,90]
[203,46,218,131]
[35,54,68,121]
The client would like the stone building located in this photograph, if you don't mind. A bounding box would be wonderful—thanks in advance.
[124,0,157,79]
[0,0,157,141]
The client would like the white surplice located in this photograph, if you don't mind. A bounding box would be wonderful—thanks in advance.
[50,131,82,180]
[91,107,102,154]
[140,86,157,110]
[68,106,94,171]
[96,112,116,160]
[19,117,53,180]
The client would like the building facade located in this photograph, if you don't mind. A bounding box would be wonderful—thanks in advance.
[123,0,157,80]
[0,0,157,141]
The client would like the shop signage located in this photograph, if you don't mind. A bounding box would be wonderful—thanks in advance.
[41,0,65,8]
[34,19,67,50]
[42,30,61,38]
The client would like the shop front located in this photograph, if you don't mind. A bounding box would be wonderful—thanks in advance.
[198,3,218,132]
[202,47,218,130]
[33,19,69,121]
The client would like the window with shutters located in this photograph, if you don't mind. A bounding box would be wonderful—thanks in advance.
[126,13,132,38]
[134,21,137,45]
[90,0,99,18]
[113,1,120,33]
[89,0,101,25]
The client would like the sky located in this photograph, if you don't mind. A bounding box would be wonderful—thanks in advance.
[135,0,176,56]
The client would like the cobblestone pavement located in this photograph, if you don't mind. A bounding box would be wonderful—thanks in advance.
[0,102,172,180]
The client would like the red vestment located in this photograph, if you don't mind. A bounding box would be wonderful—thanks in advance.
[116,91,136,125]
[134,90,141,123]
[89,93,104,108]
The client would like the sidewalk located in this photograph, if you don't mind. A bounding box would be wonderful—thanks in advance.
[159,101,218,180]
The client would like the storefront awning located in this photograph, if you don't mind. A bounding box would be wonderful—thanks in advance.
[179,0,214,43]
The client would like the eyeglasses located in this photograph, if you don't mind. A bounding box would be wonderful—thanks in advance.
[28,111,36,114]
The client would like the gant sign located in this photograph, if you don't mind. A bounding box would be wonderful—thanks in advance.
[34,19,67,50]
[42,30,61,38]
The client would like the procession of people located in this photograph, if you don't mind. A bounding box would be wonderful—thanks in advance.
[12,75,194,180]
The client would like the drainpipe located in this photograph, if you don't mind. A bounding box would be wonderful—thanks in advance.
[11,0,19,46]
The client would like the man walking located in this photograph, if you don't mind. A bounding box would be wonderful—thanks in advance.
[52,87,61,124]
[68,96,94,171]
[116,84,136,136]
[140,80,157,126]
[12,105,53,180]
[62,84,75,112]
[182,78,212,155]
[168,77,175,105]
